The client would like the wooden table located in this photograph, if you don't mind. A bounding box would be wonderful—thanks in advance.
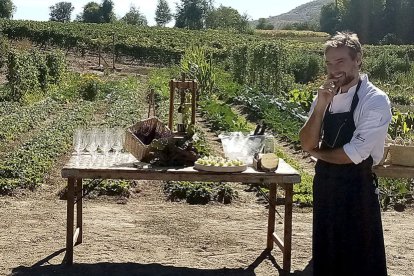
[61,153,301,272]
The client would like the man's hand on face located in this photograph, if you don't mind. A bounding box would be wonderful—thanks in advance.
[316,77,340,109]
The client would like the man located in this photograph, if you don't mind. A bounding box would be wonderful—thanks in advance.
[299,32,391,276]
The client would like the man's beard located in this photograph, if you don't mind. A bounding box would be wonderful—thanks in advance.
[330,72,357,87]
[339,74,356,87]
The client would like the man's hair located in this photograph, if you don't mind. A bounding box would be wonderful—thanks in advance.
[324,32,362,60]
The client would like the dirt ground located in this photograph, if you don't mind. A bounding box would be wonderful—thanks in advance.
[1,173,413,276]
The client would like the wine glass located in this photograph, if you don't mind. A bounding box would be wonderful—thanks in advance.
[85,129,98,164]
[101,128,115,165]
[73,128,85,156]
[112,127,125,162]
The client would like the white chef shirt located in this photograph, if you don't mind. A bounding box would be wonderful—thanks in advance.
[308,74,392,165]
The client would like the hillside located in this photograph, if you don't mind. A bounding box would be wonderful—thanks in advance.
[251,0,333,29]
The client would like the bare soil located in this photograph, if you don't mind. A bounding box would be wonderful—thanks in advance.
[1,175,413,276]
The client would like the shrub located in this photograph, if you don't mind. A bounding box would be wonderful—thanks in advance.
[164,181,238,204]
[185,184,212,205]
[46,50,67,84]
[0,34,9,68]
[5,49,68,102]
[287,52,323,83]
[364,52,411,80]
[6,50,40,101]
[216,184,238,204]
[78,73,101,101]
[379,33,404,45]
[230,41,288,96]
[31,50,49,91]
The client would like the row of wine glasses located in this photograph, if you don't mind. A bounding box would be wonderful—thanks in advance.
[73,127,125,158]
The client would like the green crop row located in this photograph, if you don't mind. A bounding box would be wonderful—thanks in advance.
[0,101,96,193]
[0,101,21,117]
[0,98,63,144]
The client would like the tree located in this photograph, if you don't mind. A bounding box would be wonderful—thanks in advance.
[283,21,319,32]
[155,0,172,27]
[256,18,274,30]
[78,0,114,24]
[205,5,250,32]
[175,0,212,30]
[100,0,115,23]
[81,2,101,23]
[396,0,414,43]
[383,0,400,36]
[49,2,74,22]
[320,3,341,34]
[122,6,147,26]
[341,0,385,43]
[0,0,15,19]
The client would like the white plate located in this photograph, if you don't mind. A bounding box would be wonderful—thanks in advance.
[194,163,247,173]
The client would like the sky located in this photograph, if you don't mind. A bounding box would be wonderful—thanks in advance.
[12,0,314,26]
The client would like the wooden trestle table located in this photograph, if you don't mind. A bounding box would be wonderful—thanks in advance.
[61,153,301,272]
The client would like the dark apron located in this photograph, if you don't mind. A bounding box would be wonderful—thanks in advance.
[313,80,387,276]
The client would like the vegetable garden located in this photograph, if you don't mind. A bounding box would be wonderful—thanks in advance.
[0,19,413,210]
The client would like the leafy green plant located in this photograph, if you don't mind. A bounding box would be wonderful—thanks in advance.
[164,181,238,205]
[83,180,131,197]
[186,184,212,205]
[0,33,9,68]
[388,110,414,140]
[379,177,413,211]
[0,101,96,192]
[216,184,238,204]
[78,73,101,101]
[214,67,242,102]
[6,50,40,102]
[46,50,67,84]
[180,45,215,97]
[364,51,411,80]
[31,50,49,91]
[287,51,323,83]
[234,88,305,144]
[0,98,62,143]
[198,98,250,132]
[287,88,314,113]
[5,49,68,102]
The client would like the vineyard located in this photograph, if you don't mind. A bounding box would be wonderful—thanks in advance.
[0,19,413,275]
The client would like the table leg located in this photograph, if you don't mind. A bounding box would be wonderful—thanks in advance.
[267,183,277,250]
[76,178,83,245]
[283,184,293,273]
[66,177,75,265]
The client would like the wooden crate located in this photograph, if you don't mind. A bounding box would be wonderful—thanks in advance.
[389,145,414,167]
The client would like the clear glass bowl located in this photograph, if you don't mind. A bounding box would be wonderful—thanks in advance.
[219,132,266,165]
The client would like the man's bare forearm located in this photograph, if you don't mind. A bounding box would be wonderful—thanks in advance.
[299,105,326,151]
[309,147,353,164]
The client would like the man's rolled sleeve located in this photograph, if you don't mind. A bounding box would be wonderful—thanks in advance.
[343,143,364,164]
[342,109,390,164]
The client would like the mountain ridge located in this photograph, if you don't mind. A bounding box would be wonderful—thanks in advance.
[251,0,334,29]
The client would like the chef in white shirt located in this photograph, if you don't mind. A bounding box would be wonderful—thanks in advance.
[299,32,391,276]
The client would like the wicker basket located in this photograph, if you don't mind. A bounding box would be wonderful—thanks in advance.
[124,117,172,161]
[389,138,414,167]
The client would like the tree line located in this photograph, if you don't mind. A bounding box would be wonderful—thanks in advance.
[320,0,414,44]
[0,0,251,32]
